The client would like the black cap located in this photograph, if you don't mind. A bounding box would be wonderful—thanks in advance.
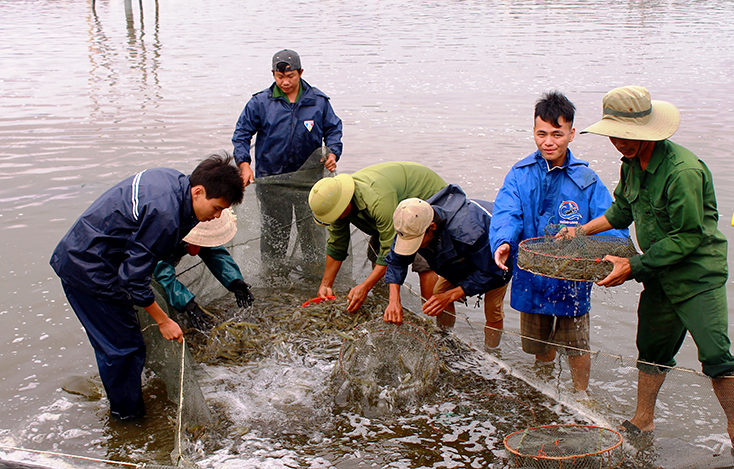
[272,49,301,72]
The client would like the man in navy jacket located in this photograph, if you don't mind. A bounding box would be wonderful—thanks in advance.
[50,154,244,420]
[384,185,510,347]
[232,49,343,270]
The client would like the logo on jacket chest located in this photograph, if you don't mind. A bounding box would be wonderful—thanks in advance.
[304,120,314,131]
[558,200,582,224]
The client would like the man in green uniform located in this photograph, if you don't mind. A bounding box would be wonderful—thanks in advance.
[308,162,447,312]
[577,85,734,443]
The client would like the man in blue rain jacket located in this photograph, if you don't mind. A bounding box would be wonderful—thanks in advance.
[232,49,343,269]
[50,154,244,420]
[490,91,627,393]
[384,185,510,348]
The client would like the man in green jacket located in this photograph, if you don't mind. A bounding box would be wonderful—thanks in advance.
[577,85,734,442]
[308,162,447,312]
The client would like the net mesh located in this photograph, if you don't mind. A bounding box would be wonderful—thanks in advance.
[504,424,624,469]
[332,319,441,414]
[517,226,639,282]
[137,157,734,469]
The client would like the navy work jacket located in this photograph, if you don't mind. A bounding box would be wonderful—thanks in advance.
[50,169,199,307]
[232,79,343,178]
[385,184,509,297]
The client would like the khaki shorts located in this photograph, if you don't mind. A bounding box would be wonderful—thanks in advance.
[520,312,589,357]
[433,276,507,323]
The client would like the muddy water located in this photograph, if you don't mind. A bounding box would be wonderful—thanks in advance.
[2,0,734,467]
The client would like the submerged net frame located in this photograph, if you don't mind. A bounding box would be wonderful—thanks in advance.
[517,233,639,282]
[504,424,624,469]
[335,319,441,410]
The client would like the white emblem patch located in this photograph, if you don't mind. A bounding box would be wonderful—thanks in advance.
[304,120,314,131]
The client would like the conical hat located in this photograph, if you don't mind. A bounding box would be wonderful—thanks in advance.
[182,208,237,247]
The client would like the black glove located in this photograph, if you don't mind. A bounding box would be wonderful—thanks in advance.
[229,279,254,308]
[183,300,213,330]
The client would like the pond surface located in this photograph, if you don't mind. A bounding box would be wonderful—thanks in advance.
[1,0,734,467]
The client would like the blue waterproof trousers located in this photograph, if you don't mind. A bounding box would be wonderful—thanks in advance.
[62,282,146,419]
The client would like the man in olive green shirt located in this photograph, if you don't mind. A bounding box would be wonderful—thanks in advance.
[577,86,734,442]
[308,162,447,312]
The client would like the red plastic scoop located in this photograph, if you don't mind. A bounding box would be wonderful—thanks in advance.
[301,296,336,307]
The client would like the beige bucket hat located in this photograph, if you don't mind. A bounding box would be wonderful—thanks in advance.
[182,208,237,247]
[308,174,355,226]
[393,198,434,256]
[581,86,680,141]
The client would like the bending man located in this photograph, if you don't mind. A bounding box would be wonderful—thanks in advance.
[308,162,446,312]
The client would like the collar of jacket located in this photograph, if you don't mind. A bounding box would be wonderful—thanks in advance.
[514,149,597,191]
[267,79,317,105]
[180,176,199,235]
[620,140,669,175]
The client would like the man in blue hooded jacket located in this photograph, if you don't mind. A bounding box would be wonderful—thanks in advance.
[490,91,627,392]
[384,185,510,348]
[50,154,244,420]
[232,49,343,270]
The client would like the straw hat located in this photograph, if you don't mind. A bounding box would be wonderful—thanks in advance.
[393,198,434,256]
[182,208,237,247]
[308,174,355,226]
[581,86,680,141]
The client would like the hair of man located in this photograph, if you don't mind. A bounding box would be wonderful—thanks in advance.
[535,90,576,128]
[190,153,244,205]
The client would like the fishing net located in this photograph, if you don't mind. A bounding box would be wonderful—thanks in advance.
[517,226,639,282]
[504,424,624,469]
[333,318,441,415]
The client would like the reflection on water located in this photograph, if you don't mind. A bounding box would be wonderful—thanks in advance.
[1,0,734,467]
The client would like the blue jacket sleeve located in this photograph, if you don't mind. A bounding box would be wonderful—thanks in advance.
[322,99,343,159]
[232,97,261,165]
[199,246,244,290]
[384,246,414,286]
[490,169,525,254]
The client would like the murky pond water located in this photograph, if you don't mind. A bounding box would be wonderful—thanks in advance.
[2,0,734,467]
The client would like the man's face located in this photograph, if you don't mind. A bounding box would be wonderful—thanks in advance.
[419,224,437,249]
[191,186,230,222]
[609,137,645,159]
[533,116,575,167]
[273,69,302,95]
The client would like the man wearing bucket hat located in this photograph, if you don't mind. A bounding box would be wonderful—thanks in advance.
[232,49,343,272]
[308,162,447,313]
[576,85,734,440]
[383,186,510,345]
[153,208,254,330]
[50,153,244,420]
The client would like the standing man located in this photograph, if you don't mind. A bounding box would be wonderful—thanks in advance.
[308,162,447,313]
[383,186,510,348]
[50,154,244,420]
[232,49,343,271]
[577,85,734,439]
[153,207,254,331]
[490,91,627,393]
